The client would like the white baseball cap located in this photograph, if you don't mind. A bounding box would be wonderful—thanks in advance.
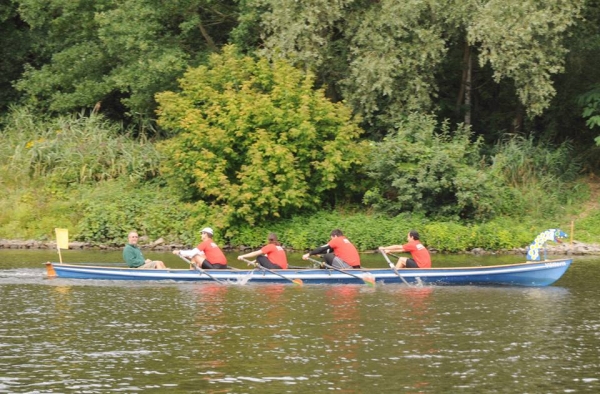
[200,227,214,235]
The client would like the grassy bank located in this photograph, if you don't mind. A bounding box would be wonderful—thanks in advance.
[1,110,598,252]
[0,176,597,252]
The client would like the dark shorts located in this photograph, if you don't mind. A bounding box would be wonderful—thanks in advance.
[202,260,228,269]
[257,255,284,269]
[405,258,419,268]
[323,254,360,269]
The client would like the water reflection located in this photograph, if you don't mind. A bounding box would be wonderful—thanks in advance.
[323,286,360,375]
[1,251,599,393]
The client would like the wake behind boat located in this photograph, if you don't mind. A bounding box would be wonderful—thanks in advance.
[45,258,572,287]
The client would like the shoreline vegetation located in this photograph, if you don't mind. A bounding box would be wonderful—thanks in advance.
[2,111,599,254]
[2,3,600,267]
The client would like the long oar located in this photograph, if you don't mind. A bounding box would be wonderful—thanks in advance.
[178,254,226,285]
[380,250,411,286]
[306,257,375,287]
[240,258,303,286]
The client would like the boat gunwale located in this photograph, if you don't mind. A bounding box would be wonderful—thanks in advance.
[48,258,572,272]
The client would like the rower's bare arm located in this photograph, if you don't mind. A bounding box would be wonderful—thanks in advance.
[379,245,405,253]
[238,249,264,260]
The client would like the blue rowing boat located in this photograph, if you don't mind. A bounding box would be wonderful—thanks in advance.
[45,258,572,286]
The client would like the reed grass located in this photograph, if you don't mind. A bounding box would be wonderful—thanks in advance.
[1,107,161,186]
[490,135,585,219]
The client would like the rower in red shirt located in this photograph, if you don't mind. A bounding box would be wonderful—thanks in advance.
[379,230,431,269]
[173,227,228,269]
[238,232,288,269]
[302,229,361,269]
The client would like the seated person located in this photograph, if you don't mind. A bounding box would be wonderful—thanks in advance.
[302,229,361,269]
[173,227,228,269]
[238,232,288,269]
[123,231,166,269]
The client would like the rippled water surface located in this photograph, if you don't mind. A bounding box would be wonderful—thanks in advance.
[1,250,599,393]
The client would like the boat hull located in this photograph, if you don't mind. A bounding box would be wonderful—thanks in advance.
[46,259,573,287]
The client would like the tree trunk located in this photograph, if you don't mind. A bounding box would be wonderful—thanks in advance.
[198,18,217,52]
[465,49,472,126]
[456,41,472,126]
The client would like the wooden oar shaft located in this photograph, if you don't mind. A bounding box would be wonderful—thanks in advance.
[178,254,226,285]
[306,257,374,285]
[380,250,411,286]
[240,258,302,286]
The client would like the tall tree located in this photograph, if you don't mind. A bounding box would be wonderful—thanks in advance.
[468,0,583,118]
[14,0,238,125]
[0,0,31,113]
[254,0,584,136]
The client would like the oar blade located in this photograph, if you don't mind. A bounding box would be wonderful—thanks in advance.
[292,278,304,286]
[362,272,376,287]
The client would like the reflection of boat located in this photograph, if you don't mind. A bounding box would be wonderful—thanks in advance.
[45,258,572,287]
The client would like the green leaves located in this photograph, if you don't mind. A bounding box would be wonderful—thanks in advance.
[254,0,586,130]
[2,107,161,185]
[15,0,235,120]
[468,0,584,116]
[74,181,207,245]
[157,45,367,229]
[364,113,500,220]
[578,85,600,144]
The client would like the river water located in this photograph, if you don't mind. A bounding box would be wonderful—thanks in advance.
[1,250,599,393]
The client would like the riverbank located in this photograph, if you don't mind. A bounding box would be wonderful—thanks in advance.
[2,237,599,256]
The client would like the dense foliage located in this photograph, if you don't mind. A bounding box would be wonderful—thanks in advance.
[11,0,238,121]
[74,181,208,246]
[0,0,599,250]
[1,0,596,145]
[256,0,586,132]
[1,108,161,185]
[364,114,501,220]
[156,45,368,231]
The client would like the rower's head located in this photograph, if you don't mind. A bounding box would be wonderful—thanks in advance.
[128,231,139,245]
[330,229,344,238]
[268,232,280,245]
[200,227,214,239]
[408,230,420,241]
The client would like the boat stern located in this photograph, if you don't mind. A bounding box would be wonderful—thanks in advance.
[45,262,57,277]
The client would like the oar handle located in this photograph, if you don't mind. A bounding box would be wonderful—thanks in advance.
[306,256,325,267]
[240,257,257,266]
[379,250,395,269]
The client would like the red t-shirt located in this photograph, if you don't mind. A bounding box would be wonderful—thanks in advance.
[402,240,431,268]
[260,244,288,269]
[329,236,361,267]
[197,238,227,266]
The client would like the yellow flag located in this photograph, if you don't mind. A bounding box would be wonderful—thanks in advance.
[55,228,69,250]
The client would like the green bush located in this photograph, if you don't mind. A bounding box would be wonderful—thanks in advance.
[423,222,472,252]
[470,221,532,251]
[0,183,78,240]
[572,211,600,243]
[490,135,584,219]
[156,45,368,228]
[74,181,211,245]
[364,114,504,221]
